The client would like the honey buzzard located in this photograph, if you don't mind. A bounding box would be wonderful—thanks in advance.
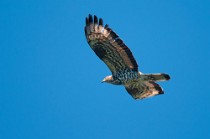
[84,14,170,100]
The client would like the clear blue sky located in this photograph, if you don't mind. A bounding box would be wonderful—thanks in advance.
[0,0,210,139]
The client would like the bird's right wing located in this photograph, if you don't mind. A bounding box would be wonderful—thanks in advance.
[124,81,164,99]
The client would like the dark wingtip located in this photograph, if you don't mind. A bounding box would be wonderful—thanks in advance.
[99,18,103,26]
[155,86,164,95]
[159,90,164,94]
[94,15,98,25]
[104,24,109,28]
[88,14,93,23]
[87,15,103,27]
[85,17,89,25]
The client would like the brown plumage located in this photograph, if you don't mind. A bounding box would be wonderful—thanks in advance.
[85,14,170,100]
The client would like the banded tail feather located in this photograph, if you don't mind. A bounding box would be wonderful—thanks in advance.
[139,73,170,82]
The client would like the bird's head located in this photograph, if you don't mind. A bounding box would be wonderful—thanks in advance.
[101,75,113,84]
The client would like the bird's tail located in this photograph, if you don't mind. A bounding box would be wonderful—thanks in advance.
[139,73,170,82]
[125,73,170,99]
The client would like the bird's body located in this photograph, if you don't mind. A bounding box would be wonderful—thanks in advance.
[85,14,170,100]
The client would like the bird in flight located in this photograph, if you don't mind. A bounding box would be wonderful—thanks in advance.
[84,14,170,100]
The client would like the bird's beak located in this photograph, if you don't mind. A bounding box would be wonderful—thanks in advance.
[101,79,105,83]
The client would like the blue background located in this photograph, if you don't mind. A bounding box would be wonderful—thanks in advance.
[0,0,209,138]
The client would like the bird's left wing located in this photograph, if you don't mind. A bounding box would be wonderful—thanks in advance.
[84,14,138,76]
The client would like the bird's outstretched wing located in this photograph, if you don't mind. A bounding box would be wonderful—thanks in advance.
[84,14,138,76]
[124,81,164,99]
